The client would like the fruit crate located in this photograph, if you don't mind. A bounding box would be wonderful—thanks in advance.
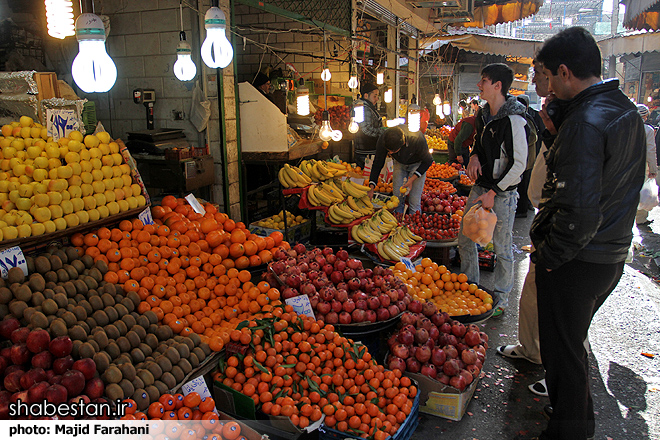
[165,147,192,161]
[318,379,420,440]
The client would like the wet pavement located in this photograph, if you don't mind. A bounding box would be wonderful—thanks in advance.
[410,208,660,440]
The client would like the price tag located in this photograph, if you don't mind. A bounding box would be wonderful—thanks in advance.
[182,376,217,414]
[138,207,154,225]
[285,295,316,320]
[46,109,80,141]
[399,257,415,271]
[185,193,206,215]
[0,246,28,279]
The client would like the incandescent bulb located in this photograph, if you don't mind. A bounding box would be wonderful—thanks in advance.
[321,68,331,82]
[348,118,359,133]
[354,102,364,123]
[408,104,421,133]
[319,120,333,141]
[296,85,310,116]
[201,7,233,69]
[71,13,117,93]
[173,39,197,81]
[376,72,384,85]
[433,93,441,106]
[348,75,358,89]
[648,96,653,102]
[331,130,343,141]
[384,88,393,103]
[45,0,75,39]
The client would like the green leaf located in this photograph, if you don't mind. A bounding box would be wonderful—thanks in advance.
[217,357,226,373]
[236,320,249,330]
[281,363,296,368]
[253,359,269,374]
[371,397,379,404]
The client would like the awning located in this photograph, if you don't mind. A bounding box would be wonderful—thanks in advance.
[464,0,543,27]
[429,33,544,58]
[622,0,660,30]
[598,31,660,57]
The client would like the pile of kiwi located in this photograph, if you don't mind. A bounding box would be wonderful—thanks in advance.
[0,245,212,410]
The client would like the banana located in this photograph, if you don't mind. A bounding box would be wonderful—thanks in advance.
[361,196,374,209]
[293,165,312,184]
[331,203,354,220]
[401,225,423,242]
[326,180,346,198]
[342,180,366,199]
[283,164,304,187]
[316,161,331,178]
[278,168,290,188]
[332,169,347,177]
[350,180,372,192]
[351,225,364,243]
[280,167,296,188]
[306,185,320,206]
[384,240,404,260]
[346,196,361,213]
[300,161,314,180]
[327,206,345,224]
[319,183,344,202]
[314,186,333,206]
[310,162,323,181]
[380,208,398,225]
[325,161,346,170]
[378,240,397,261]
[359,225,381,244]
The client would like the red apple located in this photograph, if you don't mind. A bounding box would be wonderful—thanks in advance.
[45,384,68,404]
[31,351,53,370]
[10,344,30,365]
[72,359,96,381]
[20,368,47,389]
[10,327,30,344]
[26,330,51,354]
[0,319,20,339]
[84,378,105,400]
[49,336,73,358]
[4,370,24,392]
[28,381,49,403]
[52,355,74,375]
[61,370,85,397]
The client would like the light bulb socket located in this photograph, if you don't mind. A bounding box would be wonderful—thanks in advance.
[179,31,188,41]
[177,40,192,55]
[75,13,105,42]
[205,6,227,30]
[321,110,330,122]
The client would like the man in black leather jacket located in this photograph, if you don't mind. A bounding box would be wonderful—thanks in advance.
[530,27,646,440]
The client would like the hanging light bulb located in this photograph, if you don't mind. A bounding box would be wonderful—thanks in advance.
[173,32,197,81]
[348,75,358,89]
[384,88,393,103]
[71,13,117,93]
[45,0,75,39]
[296,82,310,116]
[201,5,233,68]
[436,104,443,117]
[408,104,421,133]
[433,90,441,106]
[348,117,359,134]
[376,72,384,85]
[319,111,333,141]
[443,101,451,116]
[354,101,364,123]
[321,68,332,82]
[331,130,343,141]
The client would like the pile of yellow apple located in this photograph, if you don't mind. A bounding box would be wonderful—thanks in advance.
[425,135,447,151]
[0,116,147,241]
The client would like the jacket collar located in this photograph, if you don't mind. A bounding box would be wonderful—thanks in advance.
[358,97,379,114]
[482,95,526,122]
[567,78,619,110]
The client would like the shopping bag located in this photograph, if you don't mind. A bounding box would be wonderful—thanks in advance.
[638,178,658,211]
[461,203,498,246]
[190,82,211,132]
[363,156,393,183]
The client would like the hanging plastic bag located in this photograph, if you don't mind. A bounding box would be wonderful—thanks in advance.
[462,203,498,246]
[189,82,211,132]
[638,178,658,211]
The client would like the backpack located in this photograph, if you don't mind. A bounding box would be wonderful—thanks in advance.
[523,113,538,171]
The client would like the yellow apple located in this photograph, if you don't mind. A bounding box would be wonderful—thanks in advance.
[97,205,109,218]
[48,158,61,169]
[99,143,110,155]
[15,211,32,225]
[83,196,97,210]
[90,158,102,170]
[80,160,92,173]
[48,168,59,180]
[76,210,89,224]
[81,183,93,197]
[8,190,19,203]
[47,192,63,205]
[30,127,41,139]
[2,147,16,159]
[61,189,70,201]
[64,151,80,164]
[136,195,147,207]
[114,188,125,201]
[89,148,102,159]
[84,135,100,148]
[19,127,31,139]
[71,198,84,212]
[11,138,25,150]
[79,149,91,161]
[93,193,106,207]
[67,175,82,187]
[101,155,113,167]
[16,224,31,238]
[33,194,49,207]
[18,184,33,198]
[117,199,129,212]
[15,198,32,211]
[26,145,42,159]
[2,210,16,225]
[33,206,51,222]
[67,140,82,153]
[43,220,56,234]
[102,178,115,190]
[53,217,67,230]
[106,201,119,215]
[70,162,81,176]
[30,222,46,236]
[57,165,73,179]
[68,130,83,142]
[68,185,82,199]
[1,125,12,137]
[33,182,47,194]
[122,175,133,187]
[81,172,93,184]
[58,145,69,158]
[48,204,63,219]
[63,213,79,227]
[97,132,111,144]
[40,128,48,140]
[111,166,122,178]
[2,226,18,240]
[45,143,59,158]
[33,156,49,169]
[87,208,100,222]
[0,181,8,192]
[103,190,116,203]
[92,181,105,194]
[109,142,120,154]
[91,169,104,181]
[122,185,133,198]
[19,116,33,127]
[60,200,73,215]
[126,196,138,209]
[101,166,113,179]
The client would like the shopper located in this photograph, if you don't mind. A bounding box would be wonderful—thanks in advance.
[353,83,385,170]
[531,27,646,440]
[446,114,476,165]
[367,126,433,215]
[470,99,481,115]
[459,63,528,318]
[514,95,539,219]
[635,104,658,225]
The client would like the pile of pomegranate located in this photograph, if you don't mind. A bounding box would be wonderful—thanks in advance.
[0,318,104,418]
[386,303,488,391]
[265,244,412,325]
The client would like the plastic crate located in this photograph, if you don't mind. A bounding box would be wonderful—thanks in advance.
[319,382,420,440]
[165,148,192,161]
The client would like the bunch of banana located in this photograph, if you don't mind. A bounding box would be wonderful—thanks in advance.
[341,179,371,199]
[307,182,345,207]
[346,195,374,216]
[327,201,363,225]
[390,225,423,246]
[278,163,312,188]
[300,159,347,182]
[351,219,383,244]
[377,236,411,261]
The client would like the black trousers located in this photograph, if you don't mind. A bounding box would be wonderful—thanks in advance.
[536,259,625,440]
[517,169,532,215]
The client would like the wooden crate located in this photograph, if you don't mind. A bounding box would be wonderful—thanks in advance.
[33,72,59,101]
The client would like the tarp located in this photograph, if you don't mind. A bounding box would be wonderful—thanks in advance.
[623,0,660,30]
[465,0,544,27]
[429,33,544,58]
[598,30,660,57]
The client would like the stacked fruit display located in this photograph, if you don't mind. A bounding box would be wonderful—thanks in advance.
[298,159,348,182]
[265,244,411,324]
[392,260,493,316]
[314,105,351,131]
[426,126,452,139]
[395,212,462,241]
[214,309,418,438]
[422,179,456,194]
[425,135,447,151]
[458,173,474,186]
[0,118,146,241]
[426,163,460,180]
[373,178,393,194]
[278,164,313,189]
[385,303,488,391]
[350,209,398,244]
[255,211,307,230]
[421,191,466,214]
[120,391,219,423]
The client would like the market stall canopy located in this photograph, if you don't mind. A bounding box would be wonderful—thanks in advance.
[464,0,544,27]
[425,32,543,58]
[598,30,660,57]
[622,0,660,30]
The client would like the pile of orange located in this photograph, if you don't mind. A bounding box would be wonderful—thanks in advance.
[213,306,416,440]
[426,163,459,180]
[373,178,393,194]
[422,179,456,193]
[458,173,474,186]
[392,258,493,316]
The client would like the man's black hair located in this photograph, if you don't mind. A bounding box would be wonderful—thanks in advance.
[383,127,406,151]
[536,27,601,80]
[481,63,514,97]
[470,99,480,106]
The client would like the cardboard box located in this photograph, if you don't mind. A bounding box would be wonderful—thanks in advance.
[406,371,480,421]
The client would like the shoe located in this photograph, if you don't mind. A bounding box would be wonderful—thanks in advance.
[497,344,536,362]
[491,306,505,318]
[543,404,553,420]
[529,378,548,397]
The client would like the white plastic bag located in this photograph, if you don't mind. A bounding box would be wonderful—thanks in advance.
[189,83,211,132]
[638,178,658,211]
[462,204,498,246]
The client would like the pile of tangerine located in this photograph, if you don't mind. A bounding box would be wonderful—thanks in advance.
[392,258,493,316]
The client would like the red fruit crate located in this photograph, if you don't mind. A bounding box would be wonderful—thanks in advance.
[165,147,192,161]
[224,341,249,357]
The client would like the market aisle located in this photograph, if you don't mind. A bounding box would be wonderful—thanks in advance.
[412,214,660,440]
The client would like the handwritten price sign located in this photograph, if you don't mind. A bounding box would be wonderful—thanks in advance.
[46,109,80,141]
[0,246,28,279]
[285,295,316,319]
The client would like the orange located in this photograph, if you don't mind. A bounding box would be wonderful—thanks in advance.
[222,421,241,440]
[229,243,244,258]
[230,229,246,244]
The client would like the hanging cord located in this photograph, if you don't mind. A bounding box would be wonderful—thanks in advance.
[323,30,327,111]
[179,1,184,32]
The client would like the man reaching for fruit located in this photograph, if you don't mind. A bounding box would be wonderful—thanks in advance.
[458,63,529,318]
[368,126,433,215]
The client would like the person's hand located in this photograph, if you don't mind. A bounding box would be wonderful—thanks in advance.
[649,172,657,179]
[367,188,374,199]
[467,155,482,181]
[540,94,558,135]
[475,189,496,210]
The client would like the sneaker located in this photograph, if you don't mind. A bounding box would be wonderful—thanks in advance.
[528,378,548,397]
[491,306,505,318]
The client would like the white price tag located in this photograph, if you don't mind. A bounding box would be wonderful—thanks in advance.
[0,246,28,279]
[138,207,154,225]
[285,295,316,320]
[46,109,80,141]
[181,376,217,413]
[399,257,415,270]
[185,193,206,215]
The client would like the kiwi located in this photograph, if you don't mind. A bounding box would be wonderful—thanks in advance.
[100,293,115,308]
[103,365,122,384]
[12,285,31,303]
[55,269,69,283]
[78,321,90,335]
[158,371,175,389]
[7,267,25,285]
[42,289,54,299]
[0,287,12,305]
[62,282,76,298]
[64,265,78,281]
[145,385,160,404]
[62,311,77,327]
[114,320,128,336]
[119,379,135,399]
[144,334,159,350]
[117,353,133,365]
[47,315,56,324]
[28,274,46,293]
[23,306,36,322]
[178,359,192,375]
[64,247,79,262]
[105,342,120,360]
[103,283,116,296]
[137,369,154,387]
[25,257,34,275]
[133,389,150,411]
[73,294,85,304]
[148,324,159,335]
[188,352,199,368]
[120,298,135,313]
[85,317,97,329]
[115,304,128,318]
[138,343,152,358]
[53,285,66,296]
[188,333,202,347]
[170,365,184,383]
[156,355,173,372]
[93,352,110,372]
[49,319,67,337]
[104,306,118,323]
[53,249,68,264]
[132,377,145,392]
[29,311,49,329]
[72,306,87,322]
[79,254,93,269]
[176,343,190,359]
[104,324,120,340]
[130,348,145,364]
[104,383,124,401]
[69,325,87,341]
[155,326,173,341]
[92,310,109,327]
[165,346,181,364]
[143,310,158,326]
[136,315,150,329]
[44,271,58,284]
[34,256,51,274]
[121,314,136,330]
[93,331,109,349]
[0,304,8,319]
[146,362,163,380]
[117,336,131,353]
[71,340,82,358]
[125,331,140,349]
[53,293,68,309]
[87,269,102,285]
[127,291,141,307]
[119,362,136,381]
[77,341,95,359]
[78,300,92,316]
[70,258,84,274]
